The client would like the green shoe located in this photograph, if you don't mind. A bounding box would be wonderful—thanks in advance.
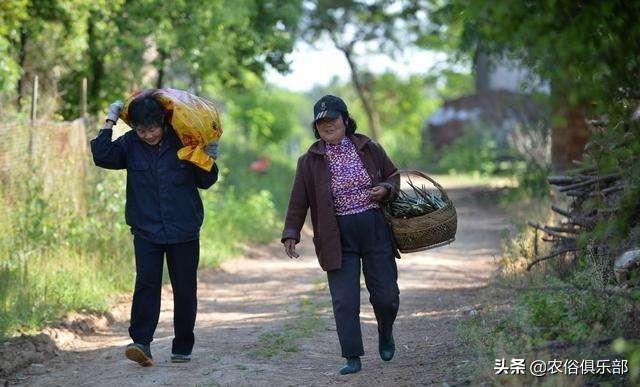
[125,343,153,367]
[339,356,362,375]
[170,353,192,363]
[379,334,395,362]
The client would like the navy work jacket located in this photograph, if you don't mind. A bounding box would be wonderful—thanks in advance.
[90,127,218,244]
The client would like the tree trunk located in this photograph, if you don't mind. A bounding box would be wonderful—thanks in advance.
[474,44,490,93]
[16,28,28,110]
[189,72,200,95]
[87,14,104,114]
[340,47,381,141]
[156,49,168,89]
[551,105,589,172]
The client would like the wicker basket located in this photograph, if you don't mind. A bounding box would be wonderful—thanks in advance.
[383,170,457,253]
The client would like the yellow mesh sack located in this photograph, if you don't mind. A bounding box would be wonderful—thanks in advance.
[120,88,223,171]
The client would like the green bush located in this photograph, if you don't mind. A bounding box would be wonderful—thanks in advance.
[517,285,626,343]
[200,187,282,267]
[436,128,504,176]
[0,161,133,338]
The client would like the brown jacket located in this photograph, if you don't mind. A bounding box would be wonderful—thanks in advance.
[281,133,401,271]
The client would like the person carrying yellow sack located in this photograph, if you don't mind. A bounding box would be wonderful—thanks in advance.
[121,88,223,171]
[90,89,221,366]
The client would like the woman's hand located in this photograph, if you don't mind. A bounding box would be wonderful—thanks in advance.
[369,185,389,202]
[106,100,124,124]
[283,239,300,259]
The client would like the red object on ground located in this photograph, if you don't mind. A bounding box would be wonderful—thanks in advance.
[250,156,271,173]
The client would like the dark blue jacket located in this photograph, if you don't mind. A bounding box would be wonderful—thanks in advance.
[90,128,218,244]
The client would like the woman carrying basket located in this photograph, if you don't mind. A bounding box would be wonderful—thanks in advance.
[282,95,401,375]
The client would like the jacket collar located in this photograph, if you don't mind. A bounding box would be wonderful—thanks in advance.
[308,133,371,155]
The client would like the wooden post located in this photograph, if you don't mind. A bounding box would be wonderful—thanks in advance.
[534,228,539,258]
[28,75,38,156]
[81,77,87,118]
[30,75,38,124]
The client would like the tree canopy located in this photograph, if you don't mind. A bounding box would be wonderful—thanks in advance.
[434,0,640,114]
[0,0,303,118]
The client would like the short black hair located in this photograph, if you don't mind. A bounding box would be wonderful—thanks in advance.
[312,113,357,139]
[128,95,165,129]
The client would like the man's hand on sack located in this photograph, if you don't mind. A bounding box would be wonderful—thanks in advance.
[205,141,220,159]
[106,100,124,126]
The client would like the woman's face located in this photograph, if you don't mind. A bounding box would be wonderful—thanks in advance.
[135,125,163,146]
[315,116,346,145]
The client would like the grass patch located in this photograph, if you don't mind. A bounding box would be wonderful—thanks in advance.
[0,137,134,338]
[0,123,294,339]
[455,281,633,385]
[252,297,329,358]
[453,195,635,385]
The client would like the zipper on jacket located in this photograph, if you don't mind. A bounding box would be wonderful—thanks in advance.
[357,148,377,186]
[324,154,333,200]
[324,153,341,233]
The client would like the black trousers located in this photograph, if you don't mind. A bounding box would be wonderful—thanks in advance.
[129,236,199,355]
[327,208,400,358]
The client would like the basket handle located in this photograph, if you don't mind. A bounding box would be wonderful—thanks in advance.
[388,170,452,204]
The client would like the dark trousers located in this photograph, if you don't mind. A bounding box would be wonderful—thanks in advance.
[129,236,199,355]
[327,208,400,358]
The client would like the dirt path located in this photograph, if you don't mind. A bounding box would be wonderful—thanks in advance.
[11,186,509,386]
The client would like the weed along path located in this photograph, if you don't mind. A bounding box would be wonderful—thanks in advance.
[13,184,509,386]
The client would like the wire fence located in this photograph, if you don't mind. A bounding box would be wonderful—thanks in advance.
[0,118,93,216]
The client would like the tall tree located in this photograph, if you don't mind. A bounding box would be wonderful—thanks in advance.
[1,0,303,118]
[134,0,299,85]
[85,0,303,114]
[0,0,78,110]
[434,0,640,170]
[301,0,434,141]
[0,1,29,97]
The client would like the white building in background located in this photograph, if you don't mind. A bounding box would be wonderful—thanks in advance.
[475,51,549,94]
[425,51,550,156]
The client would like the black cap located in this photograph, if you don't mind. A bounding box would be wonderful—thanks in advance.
[313,95,348,122]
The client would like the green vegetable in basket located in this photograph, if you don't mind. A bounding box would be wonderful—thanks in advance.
[384,177,446,219]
